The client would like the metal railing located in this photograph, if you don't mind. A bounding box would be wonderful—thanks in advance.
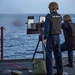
[0,27,4,60]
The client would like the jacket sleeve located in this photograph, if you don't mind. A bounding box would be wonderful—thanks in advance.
[44,14,50,40]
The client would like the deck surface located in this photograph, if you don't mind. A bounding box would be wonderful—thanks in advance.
[0,58,75,75]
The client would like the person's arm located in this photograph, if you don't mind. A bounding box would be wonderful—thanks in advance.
[44,14,50,40]
[43,14,50,44]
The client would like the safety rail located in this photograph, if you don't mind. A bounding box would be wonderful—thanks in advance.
[0,27,4,60]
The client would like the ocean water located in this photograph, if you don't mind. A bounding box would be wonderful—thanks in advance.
[0,14,75,59]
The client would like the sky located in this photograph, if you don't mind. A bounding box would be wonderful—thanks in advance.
[0,0,75,14]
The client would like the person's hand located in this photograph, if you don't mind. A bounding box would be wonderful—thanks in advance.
[43,39,47,45]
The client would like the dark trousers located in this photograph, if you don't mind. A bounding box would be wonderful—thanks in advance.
[46,35,63,75]
[61,42,73,64]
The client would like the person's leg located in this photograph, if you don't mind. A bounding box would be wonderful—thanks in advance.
[54,43,63,74]
[64,50,73,67]
[67,50,73,66]
[45,39,53,75]
[61,42,68,52]
[61,43,73,67]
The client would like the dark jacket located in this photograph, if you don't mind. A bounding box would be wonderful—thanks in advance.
[62,21,75,49]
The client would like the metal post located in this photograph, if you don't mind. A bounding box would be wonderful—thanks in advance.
[1,27,4,60]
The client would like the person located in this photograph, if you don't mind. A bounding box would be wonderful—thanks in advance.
[43,2,63,75]
[61,15,75,67]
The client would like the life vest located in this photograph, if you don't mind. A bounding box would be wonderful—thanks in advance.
[50,14,62,34]
[68,23,75,36]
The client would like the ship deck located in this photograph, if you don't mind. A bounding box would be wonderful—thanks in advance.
[0,57,75,75]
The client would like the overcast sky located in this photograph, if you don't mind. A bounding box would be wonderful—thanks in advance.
[0,0,75,14]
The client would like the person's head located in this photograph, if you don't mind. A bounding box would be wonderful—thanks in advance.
[48,2,59,13]
[63,15,72,22]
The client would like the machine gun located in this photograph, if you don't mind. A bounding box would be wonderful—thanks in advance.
[26,16,45,61]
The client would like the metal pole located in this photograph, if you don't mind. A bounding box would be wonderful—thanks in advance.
[1,27,4,60]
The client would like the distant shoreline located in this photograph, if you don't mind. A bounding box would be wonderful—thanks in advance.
[0,13,75,15]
